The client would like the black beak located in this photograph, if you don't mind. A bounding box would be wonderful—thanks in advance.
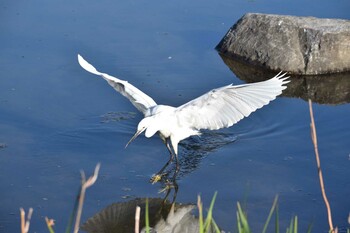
[125,128,144,148]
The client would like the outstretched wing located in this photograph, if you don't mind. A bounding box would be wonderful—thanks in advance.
[78,54,157,115]
[175,72,289,130]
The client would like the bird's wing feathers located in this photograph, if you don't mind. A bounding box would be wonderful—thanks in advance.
[78,54,157,115]
[175,72,290,130]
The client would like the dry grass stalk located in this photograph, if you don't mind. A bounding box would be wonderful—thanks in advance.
[197,195,204,233]
[73,163,101,233]
[308,99,336,233]
[135,206,141,233]
[20,208,33,233]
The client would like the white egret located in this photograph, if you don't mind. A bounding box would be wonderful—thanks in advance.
[78,54,289,182]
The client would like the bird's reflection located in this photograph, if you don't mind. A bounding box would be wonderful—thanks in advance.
[80,133,233,233]
[81,197,219,233]
[152,132,237,184]
[135,132,237,208]
[156,175,179,204]
[179,132,237,175]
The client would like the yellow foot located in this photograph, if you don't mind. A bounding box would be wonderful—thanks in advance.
[150,174,163,184]
[158,180,175,193]
[158,185,170,193]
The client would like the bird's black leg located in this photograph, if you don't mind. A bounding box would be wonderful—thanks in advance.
[165,139,175,161]
[174,153,180,174]
[150,138,175,184]
[171,179,179,203]
[159,161,179,204]
[161,179,179,205]
[173,154,180,182]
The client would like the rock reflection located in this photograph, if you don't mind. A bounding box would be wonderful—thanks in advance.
[218,53,350,105]
[81,198,218,233]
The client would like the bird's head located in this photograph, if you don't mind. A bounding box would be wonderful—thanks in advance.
[125,117,155,148]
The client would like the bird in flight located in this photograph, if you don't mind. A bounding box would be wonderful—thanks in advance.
[78,54,289,183]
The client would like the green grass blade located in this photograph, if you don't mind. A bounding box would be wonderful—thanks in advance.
[286,217,293,233]
[293,216,298,233]
[275,203,280,233]
[204,192,218,231]
[306,222,313,233]
[262,195,279,233]
[237,211,242,233]
[211,218,221,233]
[145,198,150,233]
[237,202,250,233]
[47,225,55,233]
[286,216,299,233]
[65,187,81,233]
[45,218,55,233]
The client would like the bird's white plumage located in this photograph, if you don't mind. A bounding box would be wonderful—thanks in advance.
[78,54,157,115]
[78,54,290,175]
[175,72,289,130]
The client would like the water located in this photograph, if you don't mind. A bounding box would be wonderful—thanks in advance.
[0,0,349,232]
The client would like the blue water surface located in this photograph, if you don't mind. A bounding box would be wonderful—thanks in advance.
[0,0,349,232]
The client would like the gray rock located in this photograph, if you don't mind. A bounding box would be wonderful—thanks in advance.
[216,13,350,75]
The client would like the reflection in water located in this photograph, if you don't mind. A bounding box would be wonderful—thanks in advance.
[179,132,237,175]
[0,143,7,149]
[141,132,237,205]
[155,132,237,182]
[81,198,218,233]
[152,133,237,205]
[218,53,350,105]
[81,131,237,233]
[100,111,137,123]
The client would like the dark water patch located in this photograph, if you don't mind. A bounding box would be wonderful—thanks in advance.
[100,111,137,123]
